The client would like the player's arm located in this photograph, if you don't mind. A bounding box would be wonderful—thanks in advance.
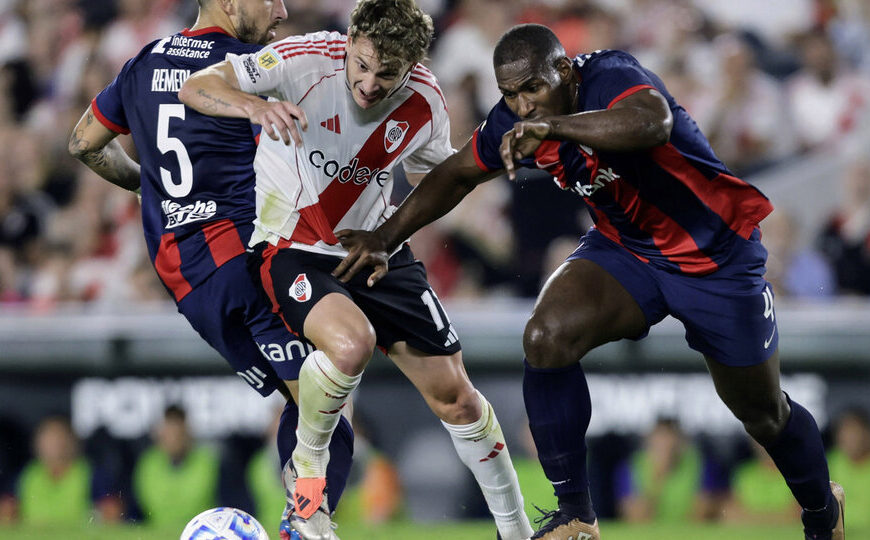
[68,105,140,192]
[501,88,673,179]
[178,61,307,146]
[333,141,500,285]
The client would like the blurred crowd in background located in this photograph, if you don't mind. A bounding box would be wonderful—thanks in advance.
[1,402,869,528]
[2,0,870,532]
[2,0,870,307]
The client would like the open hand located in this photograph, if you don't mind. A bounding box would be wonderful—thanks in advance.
[332,229,390,286]
[249,100,308,146]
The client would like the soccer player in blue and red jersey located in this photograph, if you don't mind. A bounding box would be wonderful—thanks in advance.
[68,1,353,535]
[335,24,845,540]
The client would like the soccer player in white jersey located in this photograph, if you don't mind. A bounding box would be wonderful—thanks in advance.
[179,1,534,539]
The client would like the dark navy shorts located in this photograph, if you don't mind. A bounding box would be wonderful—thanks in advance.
[177,253,313,395]
[567,228,777,367]
[257,244,461,356]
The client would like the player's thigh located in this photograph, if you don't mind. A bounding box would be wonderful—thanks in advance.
[531,258,648,345]
[260,247,375,364]
[348,245,461,358]
[388,342,473,404]
[527,232,659,360]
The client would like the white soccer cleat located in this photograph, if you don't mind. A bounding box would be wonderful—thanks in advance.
[282,460,339,540]
[288,497,338,540]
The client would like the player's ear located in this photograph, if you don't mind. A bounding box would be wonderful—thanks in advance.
[556,57,573,84]
[218,0,235,16]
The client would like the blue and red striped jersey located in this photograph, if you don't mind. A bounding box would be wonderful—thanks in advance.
[92,27,262,301]
[473,50,774,275]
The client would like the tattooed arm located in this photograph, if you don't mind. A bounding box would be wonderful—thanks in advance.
[179,61,307,146]
[68,106,140,192]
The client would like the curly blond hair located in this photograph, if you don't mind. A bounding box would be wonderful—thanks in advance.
[348,0,434,69]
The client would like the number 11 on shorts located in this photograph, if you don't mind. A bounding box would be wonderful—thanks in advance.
[421,288,458,347]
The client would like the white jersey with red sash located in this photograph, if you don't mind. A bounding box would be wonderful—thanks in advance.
[226,30,452,257]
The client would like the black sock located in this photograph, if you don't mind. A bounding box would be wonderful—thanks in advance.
[523,360,595,523]
[762,396,833,528]
[802,497,838,535]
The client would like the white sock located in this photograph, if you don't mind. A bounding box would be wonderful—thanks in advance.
[442,391,534,540]
[293,350,361,478]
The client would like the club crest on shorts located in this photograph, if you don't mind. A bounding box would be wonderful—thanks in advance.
[384,119,409,153]
[290,273,311,302]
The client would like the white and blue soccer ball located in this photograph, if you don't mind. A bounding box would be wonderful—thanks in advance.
[180,507,270,540]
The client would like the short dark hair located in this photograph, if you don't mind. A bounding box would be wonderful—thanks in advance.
[164,404,187,422]
[348,0,434,69]
[837,406,870,431]
[493,24,566,71]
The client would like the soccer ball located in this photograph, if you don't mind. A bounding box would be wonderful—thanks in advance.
[180,507,270,540]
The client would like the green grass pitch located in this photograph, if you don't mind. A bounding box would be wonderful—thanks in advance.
[1,520,866,540]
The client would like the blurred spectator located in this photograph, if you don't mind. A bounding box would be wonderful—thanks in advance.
[132,405,219,526]
[96,0,181,72]
[785,28,870,152]
[0,417,27,524]
[0,0,869,306]
[827,0,870,73]
[818,154,870,295]
[0,1,26,67]
[558,4,621,56]
[430,0,518,119]
[333,412,403,526]
[693,0,815,48]
[509,173,588,298]
[517,2,621,58]
[16,415,120,525]
[655,55,712,121]
[826,406,870,528]
[699,33,797,176]
[245,407,285,528]
[614,417,707,523]
[721,438,800,525]
[274,0,350,38]
[761,208,836,299]
[0,127,54,302]
[622,0,717,83]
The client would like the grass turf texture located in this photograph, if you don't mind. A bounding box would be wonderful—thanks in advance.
[1,520,867,540]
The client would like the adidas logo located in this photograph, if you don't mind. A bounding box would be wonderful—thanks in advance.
[320,114,341,134]
[479,441,505,462]
[294,493,312,514]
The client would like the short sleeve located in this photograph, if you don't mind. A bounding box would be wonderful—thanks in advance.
[92,59,132,134]
[226,45,289,100]
[581,52,657,111]
[472,100,536,172]
[225,32,345,103]
[402,100,455,174]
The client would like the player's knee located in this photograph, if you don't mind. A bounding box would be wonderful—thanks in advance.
[321,325,376,375]
[523,314,585,369]
[733,399,790,446]
[432,384,481,425]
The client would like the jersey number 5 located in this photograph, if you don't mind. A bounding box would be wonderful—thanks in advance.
[157,104,193,198]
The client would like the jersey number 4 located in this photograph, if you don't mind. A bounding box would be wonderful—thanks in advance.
[157,104,194,198]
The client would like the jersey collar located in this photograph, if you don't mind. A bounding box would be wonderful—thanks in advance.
[181,26,231,37]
